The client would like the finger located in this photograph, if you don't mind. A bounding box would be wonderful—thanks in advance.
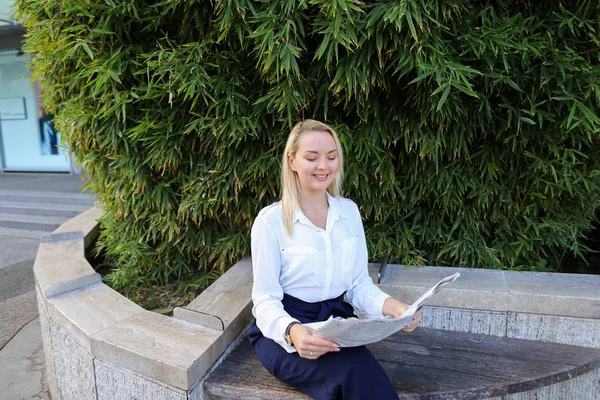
[297,341,339,355]
[299,349,322,359]
[304,343,340,354]
[306,335,340,348]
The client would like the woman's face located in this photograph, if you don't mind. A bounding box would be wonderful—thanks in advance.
[289,130,340,195]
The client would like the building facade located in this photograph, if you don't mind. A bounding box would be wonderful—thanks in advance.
[1,0,76,173]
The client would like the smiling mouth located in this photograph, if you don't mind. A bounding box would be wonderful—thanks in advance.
[313,174,329,181]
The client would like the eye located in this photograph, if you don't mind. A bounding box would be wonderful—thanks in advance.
[328,156,337,161]
[306,158,316,161]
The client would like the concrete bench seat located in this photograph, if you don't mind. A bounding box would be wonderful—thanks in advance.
[34,212,600,399]
[203,327,600,399]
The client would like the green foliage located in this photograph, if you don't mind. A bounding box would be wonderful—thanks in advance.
[17,0,600,288]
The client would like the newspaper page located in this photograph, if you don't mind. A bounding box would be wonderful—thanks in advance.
[305,273,460,347]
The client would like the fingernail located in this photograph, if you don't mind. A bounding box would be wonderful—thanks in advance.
[334,347,341,352]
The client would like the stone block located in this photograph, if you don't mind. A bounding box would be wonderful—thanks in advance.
[34,239,100,298]
[91,311,224,390]
[187,380,205,400]
[36,287,58,399]
[46,282,143,352]
[53,207,102,249]
[175,258,253,346]
[95,359,187,400]
[368,262,381,284]
[379,265,508,312]
[504,270,600,318]
[49,318,96,400]
[420,306,507,337]
[507,312,600,349]
[40,230,84,243]
[181,258,253,330]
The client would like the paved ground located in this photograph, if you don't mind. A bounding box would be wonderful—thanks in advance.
[0,173,92,400]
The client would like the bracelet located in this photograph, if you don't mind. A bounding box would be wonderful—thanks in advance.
[284,321,301,346]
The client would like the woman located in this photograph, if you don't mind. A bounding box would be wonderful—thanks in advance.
[249,119,421,399]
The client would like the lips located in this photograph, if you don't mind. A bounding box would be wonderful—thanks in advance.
[313,174,329,181]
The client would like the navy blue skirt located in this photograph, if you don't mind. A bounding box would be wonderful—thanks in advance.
[248,293,397,400]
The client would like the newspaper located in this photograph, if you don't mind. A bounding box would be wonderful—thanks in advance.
[305,273,460,347]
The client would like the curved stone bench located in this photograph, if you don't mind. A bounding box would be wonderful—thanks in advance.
[35,207,600,399]
[35,207,253,399]
[205,328,600,399]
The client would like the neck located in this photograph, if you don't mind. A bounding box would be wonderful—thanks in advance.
[299,190,329,212]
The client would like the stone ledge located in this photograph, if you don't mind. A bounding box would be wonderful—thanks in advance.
[45,282,143,352]
[35,206,244,395]
[380,265,600,319]
[53,206,102,249]
[34,238,101,298]
[90,311,224,390]
[174,258,253,345]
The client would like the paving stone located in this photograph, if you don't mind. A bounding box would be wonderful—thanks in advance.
[0,174,89,193]
[0,191,95,205]
[0,318,50,400]
[0,290,38,350]
[0,258,35,303]
[0,236,39,267]
[0,226,48,239]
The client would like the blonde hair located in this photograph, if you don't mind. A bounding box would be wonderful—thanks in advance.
[281,119,344,236]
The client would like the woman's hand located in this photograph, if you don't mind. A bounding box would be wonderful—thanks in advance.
[289,324,340,359]
[382,297,422,333]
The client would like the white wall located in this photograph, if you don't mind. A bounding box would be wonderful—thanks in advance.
[0,1,12,20]
[0,51,70,171]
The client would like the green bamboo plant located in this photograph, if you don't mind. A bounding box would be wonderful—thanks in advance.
[17,0,600,293]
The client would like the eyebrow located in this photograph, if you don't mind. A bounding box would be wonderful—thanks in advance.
[303,149,338,154]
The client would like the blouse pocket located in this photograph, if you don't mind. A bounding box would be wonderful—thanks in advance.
[280,245,319,283]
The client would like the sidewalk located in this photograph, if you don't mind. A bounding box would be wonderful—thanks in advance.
[0,173,93,400]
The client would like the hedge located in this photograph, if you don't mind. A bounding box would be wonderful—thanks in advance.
[17,0,600,290]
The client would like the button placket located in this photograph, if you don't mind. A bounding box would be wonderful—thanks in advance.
[321,230,333,300]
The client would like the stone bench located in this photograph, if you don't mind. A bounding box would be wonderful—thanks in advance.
[204,327,600,399]
[34,207,600,399]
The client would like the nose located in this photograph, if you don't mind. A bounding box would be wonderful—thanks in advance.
[317,157,327,169]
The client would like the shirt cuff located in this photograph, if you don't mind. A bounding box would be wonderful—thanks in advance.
[373,292,392,319]
[277,316,301,353]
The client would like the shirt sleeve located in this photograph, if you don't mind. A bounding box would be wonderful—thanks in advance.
[251,216,299,353]
[345,203,391,318]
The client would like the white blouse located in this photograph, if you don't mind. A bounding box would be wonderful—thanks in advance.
[251,193,391,352]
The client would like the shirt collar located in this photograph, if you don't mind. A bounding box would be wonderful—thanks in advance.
[293,193,347,229]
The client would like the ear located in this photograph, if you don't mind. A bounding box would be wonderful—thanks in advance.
[288,154,297,172]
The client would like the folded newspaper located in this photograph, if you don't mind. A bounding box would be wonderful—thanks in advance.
[305,273,460,347]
